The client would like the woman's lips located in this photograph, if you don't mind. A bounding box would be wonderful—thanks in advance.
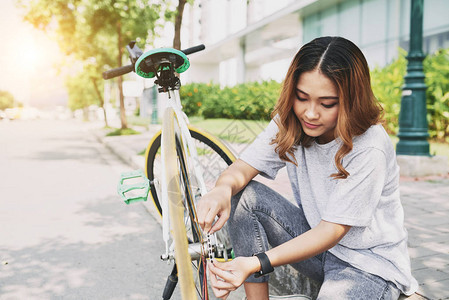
[303,121,320,129]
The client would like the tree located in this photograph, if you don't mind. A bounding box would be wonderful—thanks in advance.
[66,70,98,121]
[83,0,161,129]
[18,0,161,129]
[171,0,194,50]
[172,0,186,50]
[64,63,110,124]
[0,90,15,110]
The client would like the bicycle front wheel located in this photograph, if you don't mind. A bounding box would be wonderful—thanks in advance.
[158,109,236,299]
[162,108,197,299]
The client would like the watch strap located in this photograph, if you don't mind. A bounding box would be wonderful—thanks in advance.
[253,252,274,278]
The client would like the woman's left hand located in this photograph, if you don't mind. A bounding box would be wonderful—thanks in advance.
[208,256,260,299]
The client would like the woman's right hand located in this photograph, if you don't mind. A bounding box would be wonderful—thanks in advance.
[197,159,259,233]
[197,185,232,234]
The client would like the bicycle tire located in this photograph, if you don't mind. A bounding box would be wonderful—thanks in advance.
[162,107,197,299]
[145,125,236,217]
[174,129,207,299]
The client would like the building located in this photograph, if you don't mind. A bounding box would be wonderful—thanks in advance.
[181,0,449,86]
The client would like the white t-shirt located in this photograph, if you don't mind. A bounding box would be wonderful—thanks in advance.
[240,120,418,295]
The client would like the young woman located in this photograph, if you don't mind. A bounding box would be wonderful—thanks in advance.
[197,36,418,300]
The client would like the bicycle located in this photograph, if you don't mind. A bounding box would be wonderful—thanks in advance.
[103,41,236,300]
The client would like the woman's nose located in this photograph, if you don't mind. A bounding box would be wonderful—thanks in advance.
[305,104,319,119]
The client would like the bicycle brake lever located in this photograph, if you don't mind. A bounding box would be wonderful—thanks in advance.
[126,41,144,65]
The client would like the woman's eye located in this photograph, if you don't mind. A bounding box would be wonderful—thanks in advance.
[296,95,307,101]
[322,103,337,108]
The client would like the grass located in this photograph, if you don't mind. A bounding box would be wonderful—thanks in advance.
[390,135,449,161]
[125,115,449,160]
[108,115,155,137]
[192,118,449,161]
[189,117,269,144]
[127,115,155,127]
[106,127,140,136]
[429,141,449,160]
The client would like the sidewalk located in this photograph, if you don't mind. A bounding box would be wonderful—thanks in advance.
[92,124,449,300]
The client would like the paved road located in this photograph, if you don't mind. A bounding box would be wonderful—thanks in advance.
[0,119,179,299]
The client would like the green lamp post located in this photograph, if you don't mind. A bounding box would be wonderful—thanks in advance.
[396,0,430,156]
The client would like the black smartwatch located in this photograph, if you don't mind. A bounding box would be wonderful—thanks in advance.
[253,252,274,278]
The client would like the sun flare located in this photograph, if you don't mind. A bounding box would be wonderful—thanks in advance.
[17,38,45,73]
[0,0,67,107]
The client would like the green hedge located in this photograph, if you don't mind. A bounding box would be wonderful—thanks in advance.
[180,48,449,142]
[180,80,280,120]
[372,48,449,142]
[371,49,407,135]
[424,48,449,141]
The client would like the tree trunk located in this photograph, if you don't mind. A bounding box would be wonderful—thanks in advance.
[117,21,128,129]
[173,0,187,50]
[91,77,108,127]
[83,106,89,122]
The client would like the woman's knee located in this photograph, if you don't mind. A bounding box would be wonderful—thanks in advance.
[231,180,275,211]
[229,181,260,224]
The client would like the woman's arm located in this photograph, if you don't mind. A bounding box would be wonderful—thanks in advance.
[266,220,351,267]
[208,220,351,295]
[197,159,259,233]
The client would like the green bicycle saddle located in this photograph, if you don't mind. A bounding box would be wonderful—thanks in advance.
[135,48,190,78]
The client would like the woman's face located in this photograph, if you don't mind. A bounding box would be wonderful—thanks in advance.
[292,69,339,144]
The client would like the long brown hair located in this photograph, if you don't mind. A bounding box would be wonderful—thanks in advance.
[271,36,382,179]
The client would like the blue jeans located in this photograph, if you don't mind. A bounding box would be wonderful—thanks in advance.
[227,181,400,300]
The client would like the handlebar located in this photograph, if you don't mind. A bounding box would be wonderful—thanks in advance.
[181,44,205,55]
[102,42,205,80]
[102,64,134,80]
